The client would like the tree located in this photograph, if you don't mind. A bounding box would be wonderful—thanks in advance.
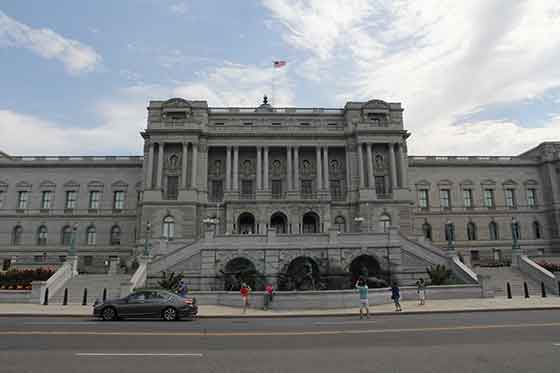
[158,271,184,292]
[426,264,452,285]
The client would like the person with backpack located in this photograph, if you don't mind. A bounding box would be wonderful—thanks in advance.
[391,282,402,312]
[416,278,426,305]
[355,279,369,319]
[240,283,251,313]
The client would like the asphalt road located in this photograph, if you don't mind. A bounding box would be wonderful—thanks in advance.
[1,310,560,373]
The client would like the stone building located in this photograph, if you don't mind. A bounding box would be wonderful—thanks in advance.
[0,97,558,289]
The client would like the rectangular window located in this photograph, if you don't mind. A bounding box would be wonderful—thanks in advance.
[84,256,93,266]
[243,122,253,126]
[439,189,451,209]
[483,189,494,208]
[271,122,281,126]
[210,180,223,201]
[302,180,313,198]
[241,180,254,198]
[17,191,28,209]
[137,191,143,203]
[375,176,386,195]
[166,175,179,200]
[272,180,283,198]
[215,122,224,126]
[330,179,343,200]
[0,190,4,208]
[114,191,125,208]
[41,191,52,209]
[418,189,429,209]
[463,189,473,208]
[505,189,515,208]
[470,250,480,262]
[527,188,537,208]
[88,191,100,209]
[300,122,310,126]
[65,191,77,209]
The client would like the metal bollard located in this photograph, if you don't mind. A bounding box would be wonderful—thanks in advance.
[523,282,529,298]
[558,281,560,296]
[541,282,547,298]
[102,288,107,302]
[43,288,49,306]
[506,282,512,299]
[82,288,88,306]
[62,288,68,305]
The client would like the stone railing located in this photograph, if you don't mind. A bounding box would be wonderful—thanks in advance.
[450,255,479,284]
[120,257,149,297]
[518,255,558,295]
[31,258,75,303]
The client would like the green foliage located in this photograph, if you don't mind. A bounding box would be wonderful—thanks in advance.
[0,268,55,290]
[426,264,452,285]
[157,271,184,292]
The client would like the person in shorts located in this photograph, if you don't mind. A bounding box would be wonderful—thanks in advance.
[355,279,369,319]
[391,282,402,312]
[240,283,251,313]
[416,278,426,305]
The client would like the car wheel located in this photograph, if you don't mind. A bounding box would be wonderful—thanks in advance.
[101,307,117,321]
[162,307,178,321]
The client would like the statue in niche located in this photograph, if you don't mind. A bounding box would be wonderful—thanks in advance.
[168,154,178,169]
[242,160,253,176]
[330,159,339,170]
[213,160,223,176]
[375,154,384,169]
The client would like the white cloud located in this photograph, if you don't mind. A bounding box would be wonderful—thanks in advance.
[169,2,189,15]
[0,10,101,74]
[263,0,560,154]
[0,63,294,155]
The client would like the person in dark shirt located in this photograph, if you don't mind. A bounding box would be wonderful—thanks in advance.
[391,282,402,312]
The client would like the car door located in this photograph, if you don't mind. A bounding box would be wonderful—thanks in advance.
[119,291,150,317]
[144,291,168,317]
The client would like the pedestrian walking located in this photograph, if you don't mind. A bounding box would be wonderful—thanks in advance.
[391,282,402,312]
[416,278,426,305]
[178,279,189,298]
[240,283,251,313]
[264,283,274,310]
[355,279,369,319]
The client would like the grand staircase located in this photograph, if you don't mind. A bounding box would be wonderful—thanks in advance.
[474,266,541,296]
[50,274,130,305]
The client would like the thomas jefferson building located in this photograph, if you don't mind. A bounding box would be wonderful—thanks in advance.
[1,97,559,288]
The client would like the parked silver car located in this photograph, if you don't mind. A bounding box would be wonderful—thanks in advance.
[93,289,197,321]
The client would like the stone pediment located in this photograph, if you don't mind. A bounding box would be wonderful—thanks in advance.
[502,179,518,186]
[437,179,453,187]
[15,181,32,188]
[111,180,129,188]
[459,179,474,186]
[415,179,431,188]
[480,179,496,186]
[523,179,539,186]
[88,180,105,188]
[0,180,8,188]
[64,180,80,188]
[39,180,56,188]
[163,98,190,108]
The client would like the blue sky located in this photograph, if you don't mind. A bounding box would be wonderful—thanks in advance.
[1,0,559,156]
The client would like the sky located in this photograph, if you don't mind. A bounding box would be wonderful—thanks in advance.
[0,0,559,156]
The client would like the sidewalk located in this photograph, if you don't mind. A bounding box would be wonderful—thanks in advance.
[1,297,560,318]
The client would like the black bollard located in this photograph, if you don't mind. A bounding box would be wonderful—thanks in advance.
[62,288,68,305]
[43,288,49,306]
[541,282,547,298]
[523,282,529,298]
[102,288,107,302]
[82,288,88,306]
[506,282,512,299]
[558,281,560,296]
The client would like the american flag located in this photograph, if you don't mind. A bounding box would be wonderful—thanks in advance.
[273,60,286,68]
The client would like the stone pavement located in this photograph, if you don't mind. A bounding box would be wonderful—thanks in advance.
[1,297,560,318]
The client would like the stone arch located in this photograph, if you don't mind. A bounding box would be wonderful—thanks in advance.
[302,212,320,233]
[279,256,321,291]
[349,254,387,288]
[222,257,259,291]
[270,211,288,233]
[237,212,256,234]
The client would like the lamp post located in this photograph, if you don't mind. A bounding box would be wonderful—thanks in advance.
[386,220,392,285]
[143,221,151,257]
[445,219,455,254]
[511,217,521,267]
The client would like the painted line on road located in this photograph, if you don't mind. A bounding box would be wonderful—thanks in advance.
[76,353,203,357]
[553,344,560,347]
[314,321,377,325]
[2,322,560,337]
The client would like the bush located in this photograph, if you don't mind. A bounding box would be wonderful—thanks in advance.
[426,264,452,285]
[157,271,184,292]
[0,268,55,290]
[537,261,560,273]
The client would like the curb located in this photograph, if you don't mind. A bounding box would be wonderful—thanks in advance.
[1,306,560,319]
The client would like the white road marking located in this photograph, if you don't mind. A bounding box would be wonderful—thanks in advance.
[553,344,560,346]
[314,320,377,325]
[76,353,203,357]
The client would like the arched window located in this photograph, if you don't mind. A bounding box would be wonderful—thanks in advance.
[61,226,72,245]
[37,226,48,246]
[379,214,391,233]
[422,222,432,240]
[334,216,346,232]
[110,225,121,245]
[86,226,96,245]
[13,226,23,245]
[467,222,477,241]
[270,212,287,234]
[533,221,541,239]
[162,216,175,239]
[302,212,320,233]
[489,221,499,241]
[238,212,256,234]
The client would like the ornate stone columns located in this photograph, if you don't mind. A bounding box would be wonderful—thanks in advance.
[287,146,293,191]
[156,142,165,189]
[263,146,269,191]
[294,146,300,192]
[366,143,374,189]
[358,143,365,189]
[146,142,155,189]
[256,146,262,190]
[316,146,323,190]
[233,146,239,192]
[181,142,188,189]
[191,143,198,189]
[398,142,408,188]
[388,143,397,190]
[322,146,329,192]
[225,146,232,191]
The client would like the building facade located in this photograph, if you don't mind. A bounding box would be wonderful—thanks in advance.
[0,98,558,286]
